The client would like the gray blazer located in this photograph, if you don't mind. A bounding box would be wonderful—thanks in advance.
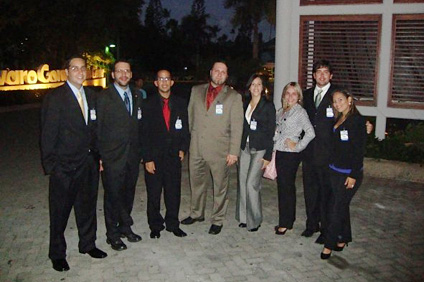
[188,83,244,160]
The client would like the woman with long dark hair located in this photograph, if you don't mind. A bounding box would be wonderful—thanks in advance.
[236,74,276,232]
[321,89,366,259]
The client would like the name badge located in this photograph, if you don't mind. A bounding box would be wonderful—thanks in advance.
[90,108,96,121]
[216,103,223,115]
[137,107,142,120]
[326,107,334,118]
[175,117,182,130]
[250,119,257,130]
[340,129,349,141]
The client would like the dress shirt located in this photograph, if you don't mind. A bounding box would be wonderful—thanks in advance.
[245,103,254,143]
[114,83,133,114]
[274,103,315,153]
[67,81,88,124]
[314,83,331,105]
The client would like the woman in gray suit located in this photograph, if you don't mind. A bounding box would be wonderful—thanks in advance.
[236,74,276,232]
[274,82,315,235]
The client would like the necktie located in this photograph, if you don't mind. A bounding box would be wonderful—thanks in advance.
[76,90,86,120]
[163,99,170,131]
[206,88,217,110]
[124,91,130,114]
[315,89,323,109]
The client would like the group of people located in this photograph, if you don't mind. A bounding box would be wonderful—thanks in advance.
[40,56,367,272]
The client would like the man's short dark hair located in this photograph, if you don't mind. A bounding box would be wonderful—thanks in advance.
[113,59,131,71]
[312,59,333,74]
[63,55,85,69]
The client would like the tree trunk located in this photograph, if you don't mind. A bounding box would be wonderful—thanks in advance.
[252,21,259,59]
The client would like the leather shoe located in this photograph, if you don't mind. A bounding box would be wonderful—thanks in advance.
[238,223,247,228]
[106,238,127,251]
[121,231,142,242]
[248,225,261,232]
[167,227,187,237]
[150,230,161,239]
[301,228,317,237]
[208,224,222,235]
[82,247,107,259]
[51,259,70,272]
[315,234,324,244]
[181,216,205,225]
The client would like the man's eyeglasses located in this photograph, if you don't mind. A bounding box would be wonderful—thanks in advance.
[115,69,131,74]
[157,77,172,81]
[69,66,87,72]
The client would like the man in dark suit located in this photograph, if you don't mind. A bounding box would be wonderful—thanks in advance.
[41,55,107,272]
[142,70,190,239]
[97,60,143,251]
[301,59,337,243]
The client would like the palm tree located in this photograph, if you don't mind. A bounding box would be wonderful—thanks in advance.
[224,0,275,59]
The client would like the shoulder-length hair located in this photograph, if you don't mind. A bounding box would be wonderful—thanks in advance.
[245,73,270,100]
[331,89,359,121]
[281,82,303,110]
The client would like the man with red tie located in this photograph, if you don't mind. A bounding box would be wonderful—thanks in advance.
[142,70,190,239]
[181,61,244,235]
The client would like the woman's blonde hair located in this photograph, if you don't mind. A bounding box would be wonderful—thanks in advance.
[281,82,303,110]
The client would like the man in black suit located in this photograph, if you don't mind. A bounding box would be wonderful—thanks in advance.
[41,55,107,272]
[97,60,143,251]
[301,59,336,243]
[142,70,190,239]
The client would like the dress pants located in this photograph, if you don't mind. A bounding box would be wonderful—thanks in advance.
[189,154,230,226]
[48,154,99,260]
[276,151,301,229]
[236,145,265,230]
[144,152,182,232]
[302,161,331,232]
[324,170,362,250]
[102,161,139,240]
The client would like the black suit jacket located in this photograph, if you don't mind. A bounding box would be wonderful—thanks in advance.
[142,92,190,162]
[240,96,276,161]
[41,83,97,174]
[302,84,338,166]
[97,85,142,171]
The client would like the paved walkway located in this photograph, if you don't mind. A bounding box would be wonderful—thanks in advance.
[1,108,423,282]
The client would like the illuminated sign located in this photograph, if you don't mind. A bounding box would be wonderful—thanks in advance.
[0,64,107,91]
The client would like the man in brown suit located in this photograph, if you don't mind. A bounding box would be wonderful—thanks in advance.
[181,61,244,235]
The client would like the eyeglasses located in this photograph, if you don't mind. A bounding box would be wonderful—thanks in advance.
[157,77,172,81]
[114,69,131,74]
[69,66,87,72]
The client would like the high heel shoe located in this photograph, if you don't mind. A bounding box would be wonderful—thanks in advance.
[238,223,247,228]
[274,226,288,235]
[334,243,348,252]
[248,225,261,232]
[320,248,332,260]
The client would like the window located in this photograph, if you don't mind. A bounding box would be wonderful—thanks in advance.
[389,14,424,108]
[299,15,381,105]
[300,0,382,5]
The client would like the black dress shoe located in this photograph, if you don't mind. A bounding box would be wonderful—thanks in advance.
[208,224,222,235]
[315,234,324,244]
[167,227,187,237]
[320,251,332,260]
[121,231,142,242]
[334,243,347,252]
[238,223,247,228]
[181,216,205,225]
[248,225,261,232]
[301,228,316,237]
[150,230,161,239]
[82,247,108,259]
[106,238,127,251]
[51,259,70,272]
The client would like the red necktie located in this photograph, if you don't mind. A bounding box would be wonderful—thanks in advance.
[206,88,217,110]
[163,98,170,131]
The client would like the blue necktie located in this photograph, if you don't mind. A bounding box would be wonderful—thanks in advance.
[124,91,130,114]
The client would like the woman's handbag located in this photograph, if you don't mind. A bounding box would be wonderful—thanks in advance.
[263,151,277,180]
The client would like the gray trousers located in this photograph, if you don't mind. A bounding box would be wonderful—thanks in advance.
[236,145,265,230]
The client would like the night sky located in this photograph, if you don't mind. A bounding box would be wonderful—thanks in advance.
[143,0,275,40]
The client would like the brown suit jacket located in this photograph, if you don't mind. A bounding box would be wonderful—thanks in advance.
[188,83,243,161]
